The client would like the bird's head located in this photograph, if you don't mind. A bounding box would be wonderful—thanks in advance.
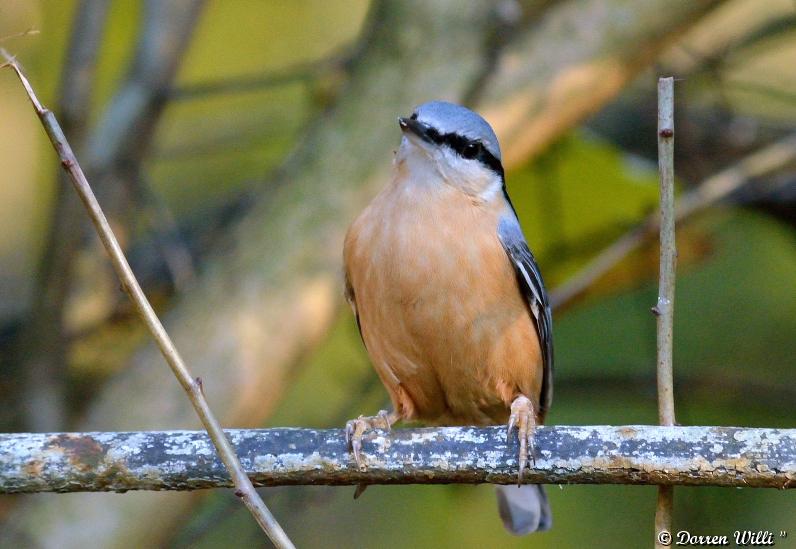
[397,101,505,201]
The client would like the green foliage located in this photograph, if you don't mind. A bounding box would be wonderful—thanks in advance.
[509,133,660,263]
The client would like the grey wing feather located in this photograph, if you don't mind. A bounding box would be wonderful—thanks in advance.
[497,214,554,417]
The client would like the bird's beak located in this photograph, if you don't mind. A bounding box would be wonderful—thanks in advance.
[398,117,433,143]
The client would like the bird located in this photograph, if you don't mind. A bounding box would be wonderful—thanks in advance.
[342,100,553,535]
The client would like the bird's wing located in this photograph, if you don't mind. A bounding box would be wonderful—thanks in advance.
[344,269,367,349]
[497,213,554,417]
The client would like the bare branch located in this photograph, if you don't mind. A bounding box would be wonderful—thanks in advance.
[654,75,676,548]
[549,131,796,310]
[1,426,793,493]
[86,0,205,173]
[0,51,293,549]
[168,53,351,101]
[19,0,110,432]
[0,28,40,43]
[655,76,677,427]
[478,0,727,168]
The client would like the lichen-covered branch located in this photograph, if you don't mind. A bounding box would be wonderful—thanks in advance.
[1,426,793,494]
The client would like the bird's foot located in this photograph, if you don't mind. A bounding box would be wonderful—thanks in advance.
[507,395,537,485]
[345,409,395,470]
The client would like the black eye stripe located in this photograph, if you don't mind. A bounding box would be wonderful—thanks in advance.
[423,126,504,179]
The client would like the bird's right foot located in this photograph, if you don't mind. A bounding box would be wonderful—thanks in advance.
[507,395,537,485]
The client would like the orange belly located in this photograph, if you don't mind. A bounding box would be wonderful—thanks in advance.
[344,179,543,426]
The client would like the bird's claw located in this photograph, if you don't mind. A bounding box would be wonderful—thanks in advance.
[507,395,537,486]
[345,410,392,471]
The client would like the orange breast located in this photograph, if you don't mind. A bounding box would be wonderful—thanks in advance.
[344,177,543,426]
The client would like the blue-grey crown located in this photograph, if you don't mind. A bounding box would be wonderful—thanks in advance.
[413,101,502,161]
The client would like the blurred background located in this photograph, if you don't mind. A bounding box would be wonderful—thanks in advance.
[0,0,794,547]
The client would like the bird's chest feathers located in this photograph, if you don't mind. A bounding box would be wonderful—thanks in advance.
[359,178,509,312]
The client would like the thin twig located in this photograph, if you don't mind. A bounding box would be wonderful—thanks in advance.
[549,130,796,310]
[655,77,677,426]
[0,50,294,549]
[0,28,40,43]
[654,76,676,549]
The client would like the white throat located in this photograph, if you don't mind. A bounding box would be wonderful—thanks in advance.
[395,136,504,203]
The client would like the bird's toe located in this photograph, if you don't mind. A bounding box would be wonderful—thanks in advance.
[507,395,537,485]
[344,410,395,471]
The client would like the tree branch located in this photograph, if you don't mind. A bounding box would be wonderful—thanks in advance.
[19,0,110,432]
[168,52,352,101]
[477,0,726,168]
[0,50,293,549]
[654,75,677,548]
[86,0,205,173]
[655,76,677,428]
[1,426,793,493]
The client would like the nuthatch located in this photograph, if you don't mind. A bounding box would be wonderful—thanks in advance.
[343,101,553,534]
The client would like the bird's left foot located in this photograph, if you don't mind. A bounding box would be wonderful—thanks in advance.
[345,410,396,470]
[507,395,537,485]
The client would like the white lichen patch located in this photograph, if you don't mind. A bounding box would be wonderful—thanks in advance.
[138,465,163,480]
[448,428,488,444]
[300,451,341,471]
[427,452,456,471]
[559,427,596,441]
[403,431,444,445]
[162,436,214,458]
[115,432,153,456]
[474,451,506,470]
[253,454,279,471]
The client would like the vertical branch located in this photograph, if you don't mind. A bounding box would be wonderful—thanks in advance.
[18,0,204,431]
[654,76,676,548]
[88,0,206,174]
[655,78,676,426]
[1,52,294,549]
[20,0,110,431]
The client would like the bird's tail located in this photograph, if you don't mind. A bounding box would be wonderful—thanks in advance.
[495,484,552,535]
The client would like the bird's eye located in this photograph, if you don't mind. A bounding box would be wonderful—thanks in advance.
[410,112,418,120]
[462,142,481,159]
